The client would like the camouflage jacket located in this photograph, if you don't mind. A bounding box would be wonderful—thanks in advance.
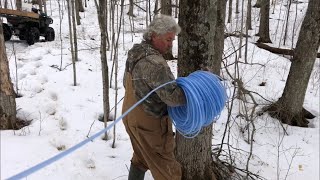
[123,41,185,118]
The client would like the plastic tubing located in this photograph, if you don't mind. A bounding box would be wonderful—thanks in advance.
[168,71,227,138]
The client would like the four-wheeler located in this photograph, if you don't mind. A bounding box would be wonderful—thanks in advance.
[0,8,55,45]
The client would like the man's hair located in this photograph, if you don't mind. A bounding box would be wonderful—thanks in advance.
[143,15,181,41]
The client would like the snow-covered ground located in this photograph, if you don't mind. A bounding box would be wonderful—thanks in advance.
[1,0,319,180]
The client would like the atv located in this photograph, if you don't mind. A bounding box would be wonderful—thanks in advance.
[0,8,55,45]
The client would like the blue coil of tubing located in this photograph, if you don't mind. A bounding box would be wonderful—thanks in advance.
[168,71,227,138]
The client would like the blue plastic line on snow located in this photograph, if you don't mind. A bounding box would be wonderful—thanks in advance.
[7,80,175,180]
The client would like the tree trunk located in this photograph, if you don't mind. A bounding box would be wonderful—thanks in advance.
[235,0,239,13]
[0,22,17,130]
[127,0,135,17]
[75,0,81,25]
[247,0,252,30]
[95,0,110,139]
[266,0,320,127]
[71,0,79,64]
[253,0,262,8]
[67,0,77,85]
[257,0,272,43]
[43,0,47,14]
[38,0,43,12]
[78,0,84,12]
[161,0,173,60]
[177,0,226,179]
[227,0,232,23]
[16,0,22,10]
[161,0,172,16]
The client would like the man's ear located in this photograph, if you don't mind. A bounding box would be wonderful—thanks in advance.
[151,32,159,40]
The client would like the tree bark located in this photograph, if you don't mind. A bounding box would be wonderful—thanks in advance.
[161,0,172,16]
[247,0,252,30]
[177,0,226,179]
[257,0,272,43]
[75,0,81,25]
[78,0,85,12]
[16,0,22,10]
[227,0,232,23]
[127,0,135,17]
[265,0,320,127]
[253,0,262,8]
[0,22,17,130]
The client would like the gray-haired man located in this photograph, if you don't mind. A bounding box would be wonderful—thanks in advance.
[122,15,186,180]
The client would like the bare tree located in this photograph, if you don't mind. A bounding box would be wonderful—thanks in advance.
[257,0,272,43]
[265,0,320,127]
[67,0,77,85]
[177,0,227,179]
[94,0,110,140]
[0,22,17,130]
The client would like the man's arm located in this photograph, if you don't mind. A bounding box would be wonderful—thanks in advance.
[133,56,186,107]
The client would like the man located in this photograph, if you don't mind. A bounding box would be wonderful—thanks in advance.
[122,15,186,180]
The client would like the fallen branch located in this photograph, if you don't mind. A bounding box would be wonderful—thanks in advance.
[255,43,320,59]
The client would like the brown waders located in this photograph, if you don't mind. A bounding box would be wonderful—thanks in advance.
[122,73,182,180]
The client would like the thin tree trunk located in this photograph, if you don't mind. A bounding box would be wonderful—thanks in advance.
[75,0,81,25]
[247,0,252,30]
[38,0,43,12]
[283,0,292,45]
[127,0,135,17]
[78,0,84,12]
[235,0,239,13]
[43,0,47,14]
[94,0,110,139]
[16,0,22,10]
[257,0,272,43]
[67,0,77,86]
[227,0,232,23]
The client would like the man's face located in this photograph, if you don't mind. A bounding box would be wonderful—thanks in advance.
[151,32,176,55]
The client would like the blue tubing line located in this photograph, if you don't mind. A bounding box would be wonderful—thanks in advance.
[7,80,175,180]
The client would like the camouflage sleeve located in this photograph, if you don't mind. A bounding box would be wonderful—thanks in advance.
[132,55,186,107]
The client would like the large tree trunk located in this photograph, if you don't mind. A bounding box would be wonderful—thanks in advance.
[177,0,226,179]
[257,0,272,43]
[0,22,17,130]
[266,0,320,127]
[161,0,172,15]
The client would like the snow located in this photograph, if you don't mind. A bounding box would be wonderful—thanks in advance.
[1,0,319,180]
